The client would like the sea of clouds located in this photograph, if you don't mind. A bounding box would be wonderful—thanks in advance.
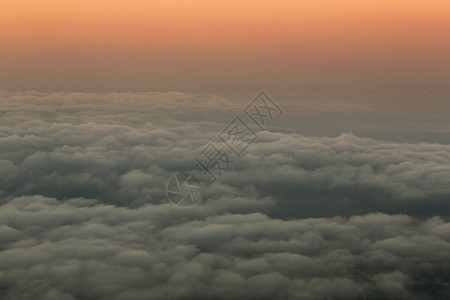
[0,91,449,299]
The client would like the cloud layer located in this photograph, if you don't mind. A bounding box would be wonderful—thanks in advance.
[1,197,450,299]
[0,91,449,299]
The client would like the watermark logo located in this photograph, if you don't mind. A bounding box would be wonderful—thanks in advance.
[244,91,283,129]
[166,172,203,207]
[219,116,258,157]
[194,91,284,183]
[194,142,234,182]
[166,91,284,206]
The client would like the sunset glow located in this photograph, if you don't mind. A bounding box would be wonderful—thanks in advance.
[1,0,449,91]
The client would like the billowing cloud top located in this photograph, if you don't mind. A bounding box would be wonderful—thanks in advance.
[0,92,449,299]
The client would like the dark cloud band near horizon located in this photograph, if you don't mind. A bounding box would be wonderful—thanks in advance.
[0,91,449,299]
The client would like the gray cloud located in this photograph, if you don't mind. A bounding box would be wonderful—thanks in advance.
[1,197,450,299]
[0,91,449,299]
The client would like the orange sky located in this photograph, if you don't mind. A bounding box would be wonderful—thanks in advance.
[0,0,449,92]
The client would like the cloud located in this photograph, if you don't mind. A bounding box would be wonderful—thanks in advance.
[0,91,449,299]
[220,131,450,219]
[0,197,450,299]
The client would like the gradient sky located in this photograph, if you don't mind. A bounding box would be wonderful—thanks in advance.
[2,3,450,298]
[1,0,449,92]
